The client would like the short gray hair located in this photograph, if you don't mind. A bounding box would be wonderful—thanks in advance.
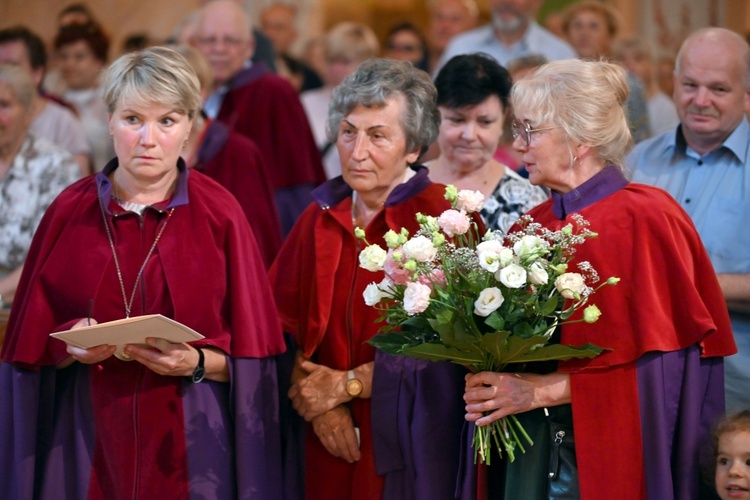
[327,58,439,155]
[0,63,34,110]
[511,58,633,169]
[675,27,750,88]
[103,46,202,118]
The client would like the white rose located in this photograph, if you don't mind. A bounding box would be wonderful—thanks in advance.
[402,235,438,263]
[528,261,549,285]
[478,249,501,273]
[359,244,387,272]
[403,282,432,315]
[474,287,504,317]
[555,272,586,299]
[456,189,485,213]
[496,263,527,288]
[363,282,384,306]
[513,235,546,261]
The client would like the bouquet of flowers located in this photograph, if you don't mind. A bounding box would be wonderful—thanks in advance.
[357,185,618,464]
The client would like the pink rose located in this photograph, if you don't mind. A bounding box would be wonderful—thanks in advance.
[437,209,471,237]
[403,282,432,315]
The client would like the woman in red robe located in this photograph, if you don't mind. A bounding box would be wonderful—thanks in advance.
[0,47,285,499]
[463,58,736,499]
[270,59,474,499]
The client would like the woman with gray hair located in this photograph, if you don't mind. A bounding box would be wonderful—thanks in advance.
[0,63,80,311]
[0,47,286,498]
[463,58,735,499]
[270,58,475,499]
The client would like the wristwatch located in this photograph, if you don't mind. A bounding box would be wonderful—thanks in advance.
[190,347,206,383]
[345,369,363,398]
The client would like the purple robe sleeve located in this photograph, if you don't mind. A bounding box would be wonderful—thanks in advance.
[371,351,472,499]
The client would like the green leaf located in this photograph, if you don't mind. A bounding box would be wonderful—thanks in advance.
[513,322,535,338]
[540,296,559,316]
[401,343,484,364]
[367,331,421,354]
[484,312,505,331]
[436,309,454,325]
[507,343,605,363]
[480,330,511,363]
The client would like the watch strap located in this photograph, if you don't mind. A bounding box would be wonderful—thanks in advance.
[191,346,206,383]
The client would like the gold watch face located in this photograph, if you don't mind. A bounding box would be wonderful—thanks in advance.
[346,378,363,397]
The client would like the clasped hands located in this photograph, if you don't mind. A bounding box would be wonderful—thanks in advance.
[61,317,201,377]
[288,356,361,463]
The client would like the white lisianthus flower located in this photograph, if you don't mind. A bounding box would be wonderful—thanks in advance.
[476,240,504,254]
[478,249,502,273]
[474,287,504,316]
[528,261,549,285]
[402,235,438,263]
[456,189,485,213]
[498,247,516,267]
[359,244,387,272]
[378,276,395,297]
[403,282,432,315]
[363,282,384,306]
[513,235,546,261]
[437,209,471,237]
[555,272,586,299]
[496,263,527,288]
[583,304,602,323]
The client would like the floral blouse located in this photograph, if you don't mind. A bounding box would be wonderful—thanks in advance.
[0,135,81,272]
[480,168,548,233]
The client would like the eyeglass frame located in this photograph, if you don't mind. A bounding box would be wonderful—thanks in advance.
[511,120,558,148]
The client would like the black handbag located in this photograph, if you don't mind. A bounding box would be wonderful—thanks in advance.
[547,415,580,499]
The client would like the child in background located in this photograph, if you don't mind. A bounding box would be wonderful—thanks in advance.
[714,410,750,500]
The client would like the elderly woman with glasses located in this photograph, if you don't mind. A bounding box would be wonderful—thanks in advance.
[428,53,547,233]
[0,47,285,498]
[270,58,476,499]
[463,59,735,499]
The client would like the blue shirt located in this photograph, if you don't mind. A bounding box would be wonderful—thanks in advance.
[434,20,576,75]
[627,118,750,413]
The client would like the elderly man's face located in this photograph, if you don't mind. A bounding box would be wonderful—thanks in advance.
[674,37,750,151]
[0,81,31,153]
[192,6,253,87]
[429,0,475,53]
[0,41,39,85]
[490,0,541,34]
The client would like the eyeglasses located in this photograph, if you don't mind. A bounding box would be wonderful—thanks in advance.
[511,120,558,148]
[193,36,247,48]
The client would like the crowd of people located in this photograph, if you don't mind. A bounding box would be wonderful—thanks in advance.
[0,0,748,499]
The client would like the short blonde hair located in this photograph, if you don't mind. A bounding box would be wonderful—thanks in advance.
[325,22,379,63]
[511,58,633,168]
[168,44,213,92]
[103,46,202,118]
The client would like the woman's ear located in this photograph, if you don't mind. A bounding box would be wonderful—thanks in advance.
[575,144,592,159]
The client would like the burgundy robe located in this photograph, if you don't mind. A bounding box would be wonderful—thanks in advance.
[0,159,286,499]
[269,167,473,499]
[217,64,327,235]
[195,118,282,268]
[494,166,736,499]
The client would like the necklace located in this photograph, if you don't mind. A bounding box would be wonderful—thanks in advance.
[99,198,175,318]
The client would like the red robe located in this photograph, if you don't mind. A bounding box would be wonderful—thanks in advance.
[526,181,736,499]
[270,169,474,499]
[217,65,327,234]
[1,160,286,499]
[195,119,282,268]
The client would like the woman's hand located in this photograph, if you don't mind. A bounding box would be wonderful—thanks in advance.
[123,339,229,382]
[288,359,349,421]
[464,371,571,426]
[312,405,361,463]
[60,318,116,368]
